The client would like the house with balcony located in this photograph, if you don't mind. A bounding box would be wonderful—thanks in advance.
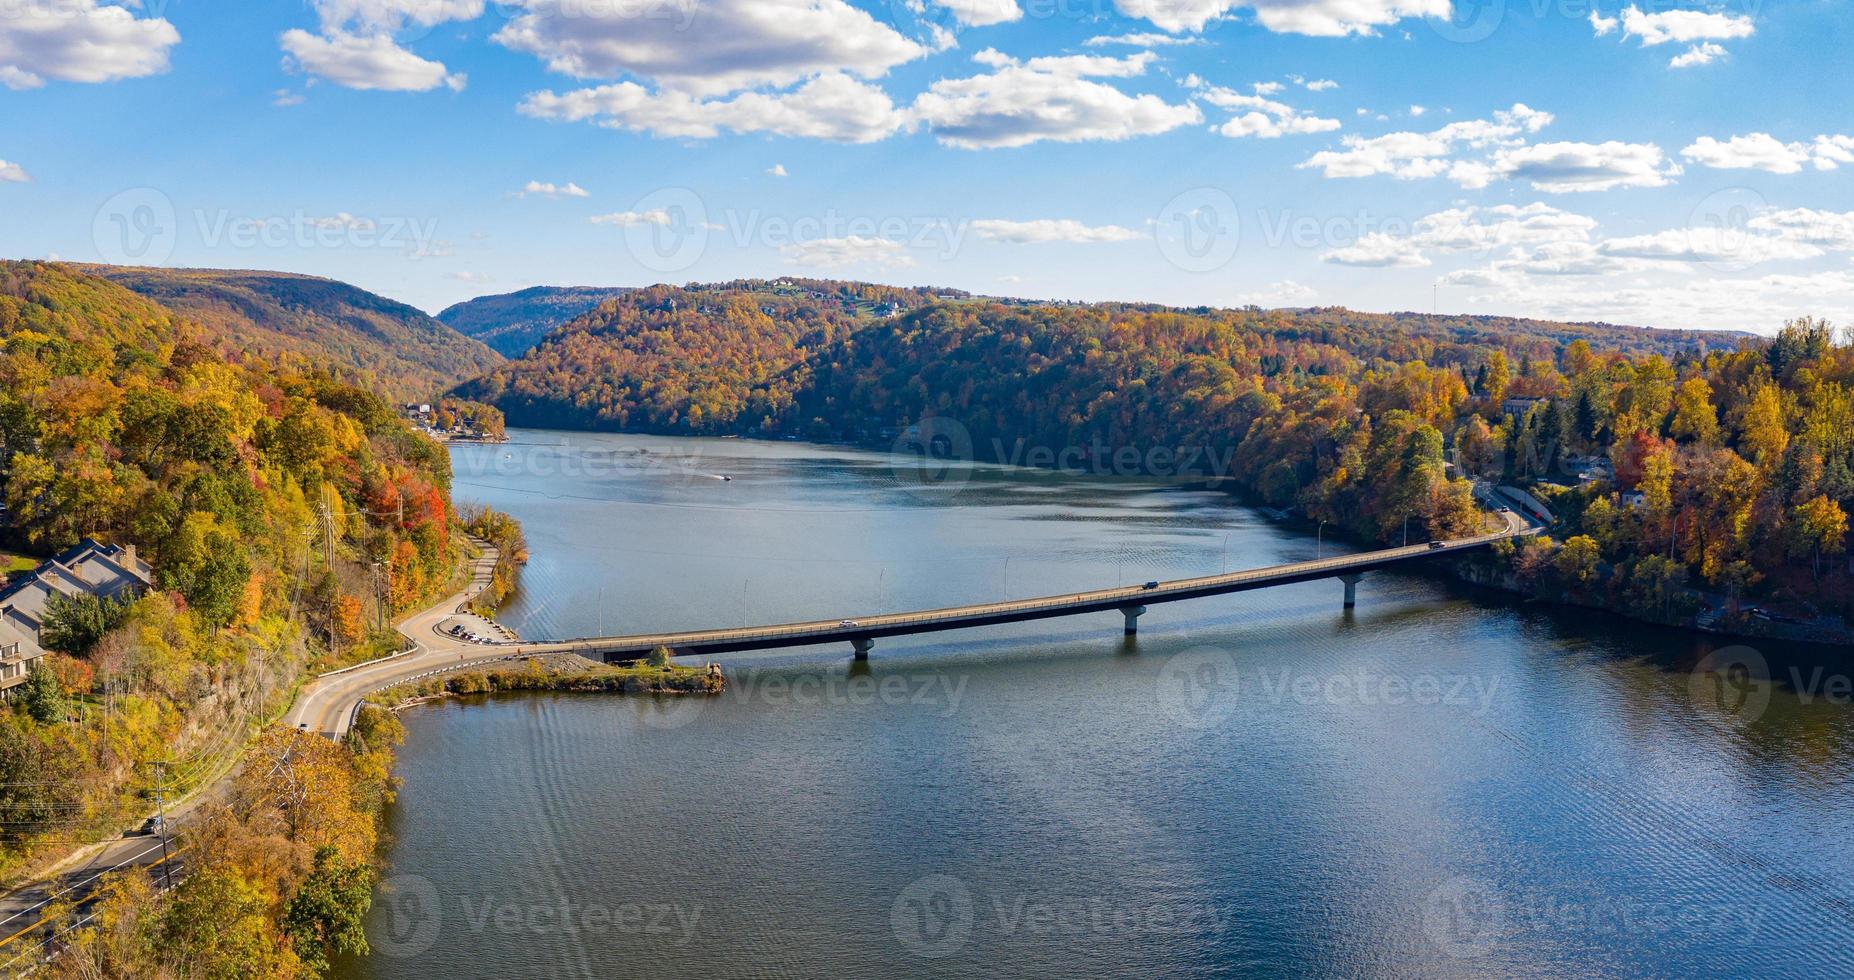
[0,539,154,693]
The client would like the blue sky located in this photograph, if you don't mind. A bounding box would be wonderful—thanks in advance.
[0,0,1849,332]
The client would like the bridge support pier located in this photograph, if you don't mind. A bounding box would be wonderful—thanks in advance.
[851,637,874,661]
[1121,605,1146,636]
[1340,573,1361,609]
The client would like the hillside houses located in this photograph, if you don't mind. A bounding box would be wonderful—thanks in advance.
[0,539,154,693]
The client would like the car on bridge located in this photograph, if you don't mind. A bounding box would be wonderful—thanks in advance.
[838,619,859,628]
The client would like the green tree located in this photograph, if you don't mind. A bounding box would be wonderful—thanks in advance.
[19,662,67,725]
[38,592,132,655]
[1556,535,1602,586]
[161,867,299,978]
[1791,495,1848,580]
[1669,377,1719,445]
[285,846,375,974]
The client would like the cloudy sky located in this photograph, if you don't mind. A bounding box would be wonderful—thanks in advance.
[1,0,1849,331]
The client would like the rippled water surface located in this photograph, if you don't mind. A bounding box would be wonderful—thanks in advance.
[339,430,1854,978]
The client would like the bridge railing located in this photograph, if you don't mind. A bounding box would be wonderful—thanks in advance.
[551,521,1523,651]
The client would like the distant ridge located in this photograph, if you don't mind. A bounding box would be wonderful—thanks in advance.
[87,265,502,402]
[437,285,634,358]
[449,277,1737,437]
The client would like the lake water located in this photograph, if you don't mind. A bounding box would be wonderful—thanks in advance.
[339,429,1854,978]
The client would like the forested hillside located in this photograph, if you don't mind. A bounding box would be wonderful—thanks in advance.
[0,261,460,968]
[91,266,502,402]
[450,279,963,429]
[437,285,633,357]
[454,280,1850,627]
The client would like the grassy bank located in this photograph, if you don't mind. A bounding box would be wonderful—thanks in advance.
[368,654,723,711]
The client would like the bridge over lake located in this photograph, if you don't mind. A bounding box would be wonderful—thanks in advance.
[520,509,1533,663]
[292,510,1534,737]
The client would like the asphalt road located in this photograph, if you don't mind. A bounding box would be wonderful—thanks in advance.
[0,540,508,968]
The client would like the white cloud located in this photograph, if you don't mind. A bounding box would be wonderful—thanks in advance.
[1748,208,1854,251]
[520,180,590,198]
[1594,6,1754,69]
[591,210,674,227]
[1303,78,1338,91]
[1669,42,1725,67]
[1298,103,1552,183]
[1488,140,1678,192]
[273,88,307,107]
[446,271,495,283]
[0,160,29,183]
[767,163,789,177]
[1681,133,1806,173]
[1413,203,1598,250]
[1112,0,1448,35]
[1324,233,1432,268]
[521,72,903,142]
[1445,241,1643,280]
[1440,262,1854,333]
[1618,5,1754,45]
[311,0,486,32]
[1235,279,1318,305]
[1681,133,1854,174]
[1813,135,1854,170]
[1082,32,1203,46]
[1195,81,1340,139]
[932,0,1023,26]
[1597,227,1822,263]
[0,0,180,90]
[281,30,467,91]
[1409,104,1426,117]
[781,235,914,268]
[970,218,1144,244]
[494,0,923,97]
[910,50,1201,149]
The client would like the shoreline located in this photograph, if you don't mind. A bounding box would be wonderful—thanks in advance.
[481,425,1848,651]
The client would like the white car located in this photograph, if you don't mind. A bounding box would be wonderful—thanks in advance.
[838,619,859,628]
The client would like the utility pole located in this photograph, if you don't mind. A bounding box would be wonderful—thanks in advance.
[317,500,335,566]
[150,761,173,890]
[371,561,386,632]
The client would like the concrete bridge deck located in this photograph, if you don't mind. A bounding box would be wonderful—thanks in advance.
[521,509,1531,663]
[290,510,1533,736]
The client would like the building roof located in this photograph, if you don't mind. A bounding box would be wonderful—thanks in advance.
[0,538,156,669]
